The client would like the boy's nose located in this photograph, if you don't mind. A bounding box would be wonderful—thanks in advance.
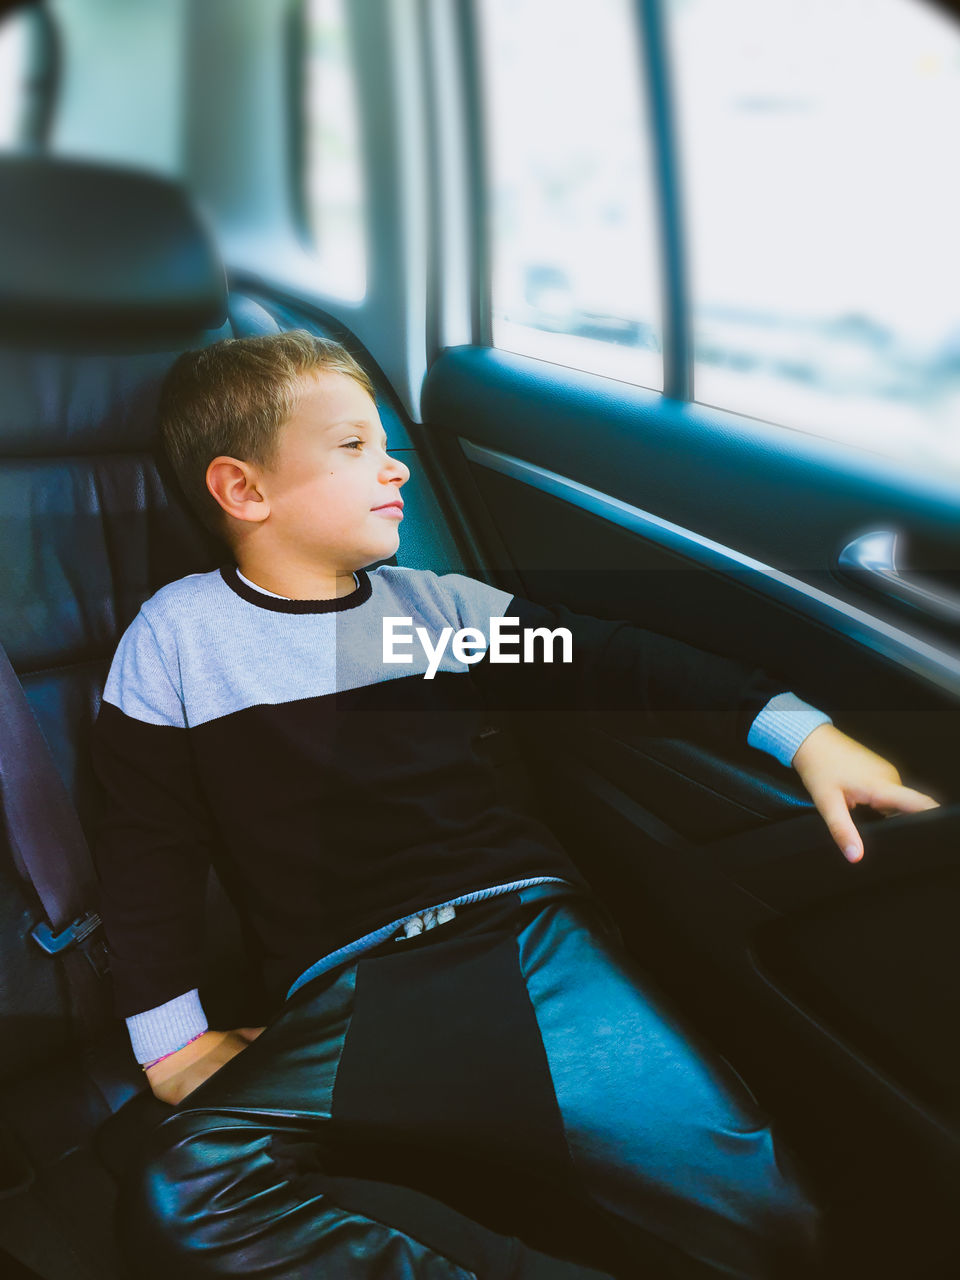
[386,456,410,484]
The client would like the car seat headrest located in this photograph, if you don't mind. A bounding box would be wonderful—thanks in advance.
[0,155,228,347]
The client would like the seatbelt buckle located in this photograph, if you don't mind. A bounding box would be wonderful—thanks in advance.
[30,909,102,956]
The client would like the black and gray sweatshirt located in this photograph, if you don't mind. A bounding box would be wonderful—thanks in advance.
[91,563,831,1062]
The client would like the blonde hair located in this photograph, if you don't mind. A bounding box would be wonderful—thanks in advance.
[157,330,376,540]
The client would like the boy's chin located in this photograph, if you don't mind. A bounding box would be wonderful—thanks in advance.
[356,535,400,569]
[375,532,401,558]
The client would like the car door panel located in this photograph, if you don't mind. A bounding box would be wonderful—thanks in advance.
[422,347,960,803]
[417,341,960,1216]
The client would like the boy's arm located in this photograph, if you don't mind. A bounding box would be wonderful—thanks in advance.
[92,610,217,1062]
[439,573,825,759]
[437,574,941,860]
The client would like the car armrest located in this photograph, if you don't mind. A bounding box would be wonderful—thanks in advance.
[578,725,814,841]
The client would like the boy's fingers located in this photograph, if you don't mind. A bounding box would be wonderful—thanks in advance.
[814,788,863,862]
[817,782,940,858]
[871,784,940,816]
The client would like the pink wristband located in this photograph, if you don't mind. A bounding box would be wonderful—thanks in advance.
[142,1029,205,1071]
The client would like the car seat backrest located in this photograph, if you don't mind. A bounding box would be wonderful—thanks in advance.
[0,156,273,1080]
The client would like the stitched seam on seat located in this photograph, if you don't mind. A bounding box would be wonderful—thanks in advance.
[19,657,111,681]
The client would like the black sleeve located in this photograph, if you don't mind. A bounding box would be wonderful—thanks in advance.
[91,629,213,1019]
[467,594,793,755]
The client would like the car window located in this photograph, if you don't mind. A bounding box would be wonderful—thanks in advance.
[668,0,960,476]
[300,0,367,302]
[0,6,36,146]
[477,0,664,391]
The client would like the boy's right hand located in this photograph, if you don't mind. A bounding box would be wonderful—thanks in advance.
[144,1027,265,1106]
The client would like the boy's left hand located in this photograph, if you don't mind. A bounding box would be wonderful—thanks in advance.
[791,723,940,863]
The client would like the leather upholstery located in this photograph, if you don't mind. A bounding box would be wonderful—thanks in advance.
[0,160,271,1085]
[0,155,226,343]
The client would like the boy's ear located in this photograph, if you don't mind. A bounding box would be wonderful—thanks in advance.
[206,457,270,524]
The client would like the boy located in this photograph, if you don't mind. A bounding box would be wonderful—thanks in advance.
[92,331,938,1279]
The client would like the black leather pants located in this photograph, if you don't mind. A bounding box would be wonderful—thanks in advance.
[120,885,822,1278]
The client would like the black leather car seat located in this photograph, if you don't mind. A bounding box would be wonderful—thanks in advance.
[0,154,291,1280]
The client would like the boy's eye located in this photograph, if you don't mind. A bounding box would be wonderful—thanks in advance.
[342,439,363,450]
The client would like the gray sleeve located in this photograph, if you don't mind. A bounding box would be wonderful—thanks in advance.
[101,609,186,727]
[126,989,209,1065]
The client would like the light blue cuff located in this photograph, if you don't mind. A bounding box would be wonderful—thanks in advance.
[747,691,833,768]
[126,988,208,1065]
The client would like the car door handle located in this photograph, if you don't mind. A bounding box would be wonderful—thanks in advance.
[837,530,960,626]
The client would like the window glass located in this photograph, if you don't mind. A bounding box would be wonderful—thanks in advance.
[668,0,960,476]
[479,0,663,390]
[302,0,367,301]
[0,9,31,147]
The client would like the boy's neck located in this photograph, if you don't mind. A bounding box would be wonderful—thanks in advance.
[233,557,360,601]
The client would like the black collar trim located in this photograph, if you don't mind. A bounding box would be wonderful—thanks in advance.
[220,564,372,614]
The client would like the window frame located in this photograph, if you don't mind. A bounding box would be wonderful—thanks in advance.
[290,0,370,303]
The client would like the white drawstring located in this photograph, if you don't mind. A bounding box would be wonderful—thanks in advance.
[397,903,457,940]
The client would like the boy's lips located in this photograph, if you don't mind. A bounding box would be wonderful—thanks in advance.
[371,499,404,519]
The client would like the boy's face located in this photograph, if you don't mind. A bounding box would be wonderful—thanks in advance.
[255,370,410,569]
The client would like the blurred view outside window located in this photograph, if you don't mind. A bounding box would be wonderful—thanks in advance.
[0,9,31,147]
[302,0,366,301]
[478,0,663,390]
[668,0,960,477]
